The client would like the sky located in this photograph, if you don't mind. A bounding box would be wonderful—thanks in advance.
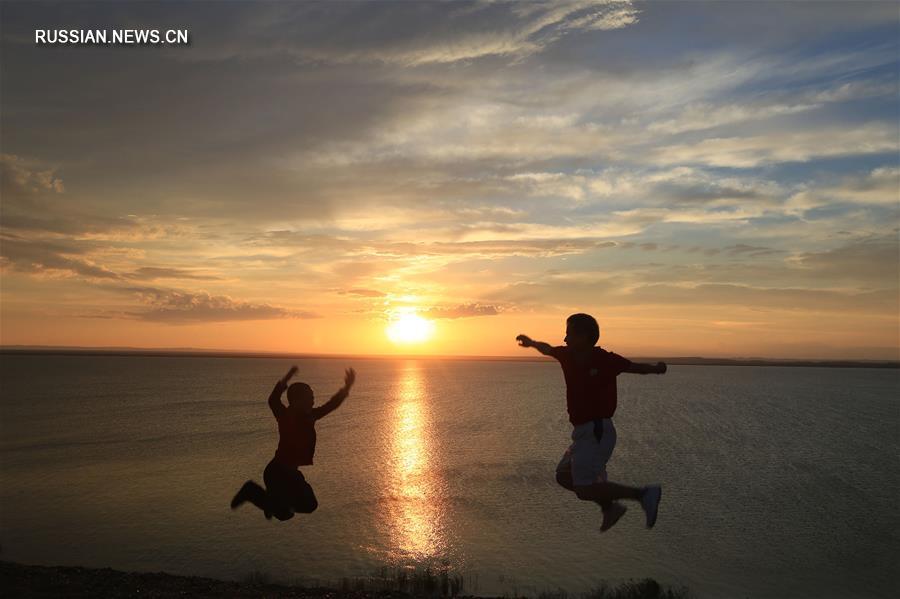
[0,1,898,359]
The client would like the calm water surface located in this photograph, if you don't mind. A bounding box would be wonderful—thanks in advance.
[1,355,898,598]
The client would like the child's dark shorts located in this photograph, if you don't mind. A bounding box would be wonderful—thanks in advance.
[264,459,318,520]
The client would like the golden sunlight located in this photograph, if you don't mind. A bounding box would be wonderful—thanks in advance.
[386,313,435,344]
[384,362,447,559]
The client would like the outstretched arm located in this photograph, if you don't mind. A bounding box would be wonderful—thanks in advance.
[625,361,667,375]
[268,366,298,417]
[516,334,556,356]
[312,368,356,420]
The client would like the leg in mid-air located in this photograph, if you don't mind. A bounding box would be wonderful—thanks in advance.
[556,448,628,532]
[231,480,273,519]
[569,419,662,530]
[262,460,321,520]
[288,470,318,514]
[573,482,660,529]
[263,461,297,520]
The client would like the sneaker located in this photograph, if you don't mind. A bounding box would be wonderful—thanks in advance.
[230,481,253,509]
[640,485,662,528]
[600,502,627,532]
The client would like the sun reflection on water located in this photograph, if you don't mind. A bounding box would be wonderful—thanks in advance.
[385,362,446,560]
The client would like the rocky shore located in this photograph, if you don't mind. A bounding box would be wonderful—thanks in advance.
[0,561,412,599]
[1,561,688,599]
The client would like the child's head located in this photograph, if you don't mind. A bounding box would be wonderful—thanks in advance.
[287,382,314,413]
[565,313,599,349]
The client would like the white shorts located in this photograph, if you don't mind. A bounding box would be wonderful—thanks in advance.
[556,418,617,487]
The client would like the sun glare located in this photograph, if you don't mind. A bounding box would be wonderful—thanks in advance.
[386,313,435,344]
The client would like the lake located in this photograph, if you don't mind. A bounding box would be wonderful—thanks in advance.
[0,354,897,598]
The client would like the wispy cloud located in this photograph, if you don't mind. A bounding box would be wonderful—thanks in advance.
[647,79,897,135]
[424,304,500,319]
[339,288,387,298]
[0,237,122,280]
[180,1,640,66]
[787,167,900,214]
[650,124,898,168]
[121,287,318,324]
[127,267,222,281]
[0,153,65,194]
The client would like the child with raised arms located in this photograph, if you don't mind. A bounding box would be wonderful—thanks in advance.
[231,365,356,521]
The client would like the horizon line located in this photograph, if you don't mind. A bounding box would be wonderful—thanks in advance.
[1,344,897,368]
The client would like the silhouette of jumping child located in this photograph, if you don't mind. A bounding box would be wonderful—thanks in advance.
[517,313,666,532]
[231,365,356,521]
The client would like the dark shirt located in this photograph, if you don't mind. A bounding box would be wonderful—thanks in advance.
[548,346,632,425]
[267,381,347,468]
[274,409,317,468]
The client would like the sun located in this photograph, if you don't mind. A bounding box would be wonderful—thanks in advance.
[386,313,435,344]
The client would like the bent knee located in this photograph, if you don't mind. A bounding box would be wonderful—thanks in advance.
[274,510,295,521]
[555,471,574,490]
[295,498,318,514]
[574,486,593,501]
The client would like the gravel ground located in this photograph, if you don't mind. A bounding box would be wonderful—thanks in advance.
[0,561,422,599]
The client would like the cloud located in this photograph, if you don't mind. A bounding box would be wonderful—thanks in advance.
[122,287,318,323]
[0,236,121,280]
[176,1,640,66]
[610,206,766,227]
[650,124,898,168]
[0,153,65,195]
[787,167,900,213]
[723,244,783,258]
[127,267,222,281]
[648,101,817,136]
[0,234,217,282]
[1,1,897,358]
[340,288,387,298]
[248,231,618,259]
[424,303,500,319]
[795,235,900,284]
[641,168,783,208]
[646,79,897,135]
[624,283,898,313]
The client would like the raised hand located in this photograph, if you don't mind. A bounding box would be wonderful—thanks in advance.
[343,367,356,390]
[281,365,299,385]
[516,334,534,348]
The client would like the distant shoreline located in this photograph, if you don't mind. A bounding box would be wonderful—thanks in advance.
[1,346,897,369]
